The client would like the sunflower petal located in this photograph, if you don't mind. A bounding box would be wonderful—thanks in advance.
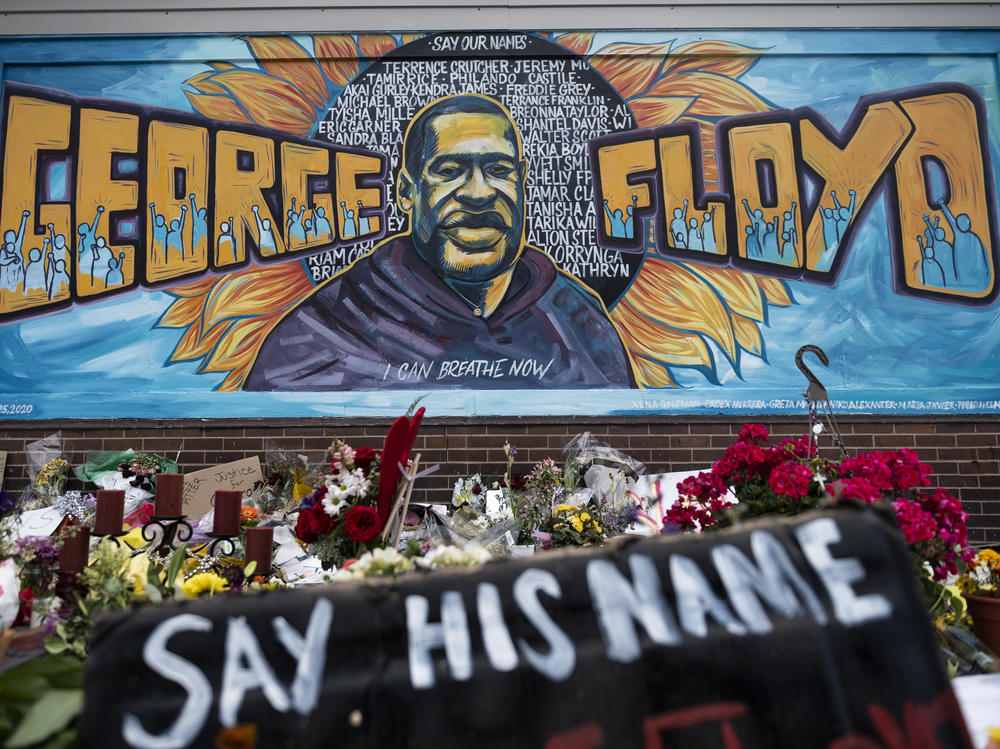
[358,34,398,60]
[682,263,765,322]
[201,316,275,372]
[589,41,672,98]
[210,70,317,135]
[184,91,252,125]
[629,96,695,127]
[157,294,209,329]
[610,299,713,369]
[185,71,228,96]
[401,33,426,44]
[663,41,766,79]
[632,354,679,389]
[161,276,219,299]
[313,35,360,87]
[756,275,794,307]
[241,36,329,109]
[731,313,764,357]
[173,319,232,363]
[555,32,595,56]
[203,264,313,328]
[649,72,771,117]
[625,257,737,361]
[208,61,238,71]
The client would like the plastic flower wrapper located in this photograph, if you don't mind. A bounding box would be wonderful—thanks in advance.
[396,504,449,555]
[467,514,520,557]
[263,441,308,511]
[21,433,66,509]
[562,431,645,508]
[73,449,178,515]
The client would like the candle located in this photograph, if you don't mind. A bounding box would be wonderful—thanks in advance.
[213,490,242,535]
[244,526,274,577]
[155,473,184,517]
[59,526,91,573]
[94,489,125,535]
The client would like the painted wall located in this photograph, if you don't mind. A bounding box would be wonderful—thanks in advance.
[0,29,998,418]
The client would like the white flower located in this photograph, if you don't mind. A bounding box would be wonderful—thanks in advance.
[417,544,491,569]
[350,547,414,577]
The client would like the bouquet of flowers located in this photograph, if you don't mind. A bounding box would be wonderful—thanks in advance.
[293,440,383,569]
[959,548,1000,599]
[547,503,603,548]
[117,452,169,493]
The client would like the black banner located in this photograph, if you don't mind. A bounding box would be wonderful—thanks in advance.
[81,506,972,748]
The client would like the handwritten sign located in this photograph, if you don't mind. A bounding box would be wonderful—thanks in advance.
[81,507,971,748]
[181,457,262,519]
[0,450,6,490]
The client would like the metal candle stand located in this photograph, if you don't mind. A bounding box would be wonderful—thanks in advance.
[91,530,128,547]
[134,515,194,558]
[203,532,237,558]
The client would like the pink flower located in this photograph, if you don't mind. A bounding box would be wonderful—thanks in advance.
[831,477,883,504]
[738,424,769,444]
[768,462,812,499]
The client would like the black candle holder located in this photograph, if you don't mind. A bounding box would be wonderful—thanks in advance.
[135,515,193,557]
[203,532,238,558]
[92,530,128,548]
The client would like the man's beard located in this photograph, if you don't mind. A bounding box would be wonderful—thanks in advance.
[418,209,524,281]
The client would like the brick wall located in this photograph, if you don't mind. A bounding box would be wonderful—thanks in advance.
[1,415,997,544]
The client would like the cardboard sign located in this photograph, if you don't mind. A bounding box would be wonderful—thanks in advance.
[181,457,262,518]
[0,450,6,490]
[81,507,972,748]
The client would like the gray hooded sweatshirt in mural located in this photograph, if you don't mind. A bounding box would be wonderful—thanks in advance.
[243,235,636,391]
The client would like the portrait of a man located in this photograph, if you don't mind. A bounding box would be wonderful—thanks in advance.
[244,94,638,390]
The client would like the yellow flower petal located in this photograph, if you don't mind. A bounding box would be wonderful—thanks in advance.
[241,35,329,110]
[358,34,397,60]
[211,69,317,135]
[313,34,361,87]
[589,41,672,99]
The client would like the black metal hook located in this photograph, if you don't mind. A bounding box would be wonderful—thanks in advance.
[795,344,830,402]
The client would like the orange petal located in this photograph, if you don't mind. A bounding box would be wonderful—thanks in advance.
[313,35,360,87]
[629,96,695,127]
[626,258,737,361]
[157,294,209,329]
[650,72,771,117]
[208,61,238,71]
[731,313,763,357]
[358,33,397,60]
[682,263,765,322]
[555,32,595,57]
[241,36,329,110]
[162,275,218,299]
[589,41,672,98]
[184,91,252,125]
[211,70,317,135]
[663,40,766,79]
[185,71,228,95]
[632,354,679,388]
[203,265,312,328]
[610,299,713,368]
[756,275,794,307]
[172,318,232,362]
[401,33,426,45]
[201,316,275,372]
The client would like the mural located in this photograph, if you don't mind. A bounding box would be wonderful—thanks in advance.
[0,30,998,418]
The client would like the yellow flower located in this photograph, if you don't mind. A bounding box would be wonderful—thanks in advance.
[182,572,230,598]
[124,554,151,600]
[570,517,584,533]
[579,512,591,523]
[555,504,573,514]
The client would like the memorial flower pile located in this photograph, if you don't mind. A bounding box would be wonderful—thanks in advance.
[116,452,170,493]
[293,439,384,568]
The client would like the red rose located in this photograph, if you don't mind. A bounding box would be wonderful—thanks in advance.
[295,503,334,544]
[353,446,379,476]
[343,505,383,543]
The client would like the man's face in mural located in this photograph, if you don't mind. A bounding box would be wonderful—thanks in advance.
[398,107,526,282]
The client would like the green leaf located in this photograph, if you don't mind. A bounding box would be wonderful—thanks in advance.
[165,543,188,588]
[6,688,83,748]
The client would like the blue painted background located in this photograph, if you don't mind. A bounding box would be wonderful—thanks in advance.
[0,30,998,418]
